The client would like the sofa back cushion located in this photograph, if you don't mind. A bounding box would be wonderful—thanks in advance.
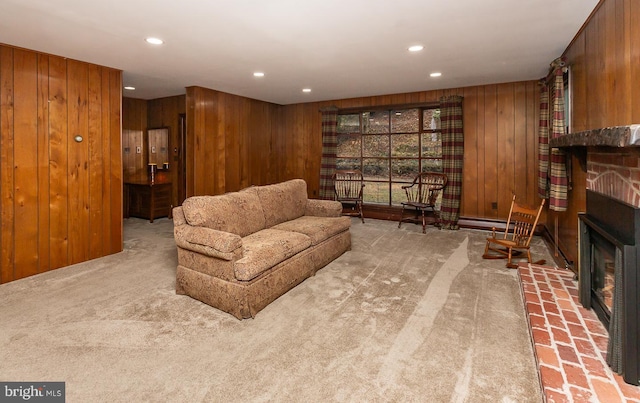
[254,179,308,228]
[181,191,265,237]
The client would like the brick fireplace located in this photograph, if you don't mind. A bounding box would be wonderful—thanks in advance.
[552,126,640,386]
[587,148,640,207]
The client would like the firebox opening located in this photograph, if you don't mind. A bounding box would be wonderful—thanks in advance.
[589,229,615,327]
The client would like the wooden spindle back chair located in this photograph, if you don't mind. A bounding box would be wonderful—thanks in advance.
[482,195,546,268]
[333,169,365,223]
[398,172,447,233]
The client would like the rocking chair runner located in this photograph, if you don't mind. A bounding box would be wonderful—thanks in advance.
[333,169,365,223]
[398,172,447,233]
[482,195,546,268]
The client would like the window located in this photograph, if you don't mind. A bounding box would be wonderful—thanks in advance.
[336,106,441,206]
[563,66,571,134]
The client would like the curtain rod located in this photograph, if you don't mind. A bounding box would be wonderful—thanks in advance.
[333,101,440,114]
[541,57,568,85]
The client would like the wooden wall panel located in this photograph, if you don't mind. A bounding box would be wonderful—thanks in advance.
[214,92,226,194]
[100,69,112,256]
[224,95,240,191]
[554,0,640,265]
[1,47,15,283]
[123,97,147,131]
[185,90,195,196]
[474,87,487,217]
[632,0,640,123]
[206,90,219,194]
[0,44,122,283]
[271,105,285,185]
[13,49,39,279]
[37,54,50,273]
[48,54,69,270]
[461,86,479,217]
[571,0,639,130]
[88,65,104,260]
[122,97,147,181]
[482,85,499,218]
[237,100,250,190]
[496,84,515,218]
[513,83,528,204]
[185,86,279,197]
[249,102,268,185]
[146,95,186,206]
[108,69,122,255]
[122,129,143,179]
[67,60,90,265]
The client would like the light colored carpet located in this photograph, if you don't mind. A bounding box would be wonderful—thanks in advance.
[0,217,555,402]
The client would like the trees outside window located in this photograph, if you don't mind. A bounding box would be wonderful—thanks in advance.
[337,107,441,206]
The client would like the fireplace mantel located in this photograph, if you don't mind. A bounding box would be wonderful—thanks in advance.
[550,124,640,148]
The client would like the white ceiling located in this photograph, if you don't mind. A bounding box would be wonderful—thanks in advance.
[0,0,599,105]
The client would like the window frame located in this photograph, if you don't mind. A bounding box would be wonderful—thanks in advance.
[336,104,442,207]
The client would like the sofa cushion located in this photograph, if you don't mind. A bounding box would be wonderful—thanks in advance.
[233,229,312,281]
[181,191,265,237]
[272,216,351,246]
[253,179,308,228]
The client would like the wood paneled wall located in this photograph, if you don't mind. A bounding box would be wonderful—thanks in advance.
[185,86,279,196]
[122,97,147,181]
[123,96,186,207]
[183,82,540,223]
[554,0,640,265]
[276,82,541,219]
[0,44,122,284]
[148,95,186,206]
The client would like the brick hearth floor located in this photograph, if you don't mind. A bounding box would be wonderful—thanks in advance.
[518,264,640,402]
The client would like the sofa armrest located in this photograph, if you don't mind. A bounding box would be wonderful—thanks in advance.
[173,206,187,226]
[174,225,243,261]
[305,199,343,217]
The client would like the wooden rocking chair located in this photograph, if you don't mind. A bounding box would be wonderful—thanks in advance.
[333,169,365,223]
[482,195,546,268]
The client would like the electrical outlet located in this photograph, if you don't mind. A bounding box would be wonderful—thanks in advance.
[136,146,141,154]
[491,202,498,210]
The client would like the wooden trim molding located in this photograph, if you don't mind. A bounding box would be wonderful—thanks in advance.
[337,101,440,114]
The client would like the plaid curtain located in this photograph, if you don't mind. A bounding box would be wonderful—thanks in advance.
[549,69,568,211]
[537,83,550,198]
[319,107,338,200]
[538,64,568,211]
[439,95,464,230]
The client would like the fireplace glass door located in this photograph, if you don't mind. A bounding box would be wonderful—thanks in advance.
[591,230,615,318]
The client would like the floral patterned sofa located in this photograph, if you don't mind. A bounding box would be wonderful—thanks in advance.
[172,179,351,319]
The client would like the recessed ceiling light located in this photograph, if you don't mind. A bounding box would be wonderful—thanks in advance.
[145,37,164,45]
[253,72,265,77]
[430,72,442,77]
[408,45,424,52]
[124,86,135,90]
[302,88,311,93]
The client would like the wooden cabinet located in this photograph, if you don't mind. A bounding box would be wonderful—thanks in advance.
[125,178,172,223]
